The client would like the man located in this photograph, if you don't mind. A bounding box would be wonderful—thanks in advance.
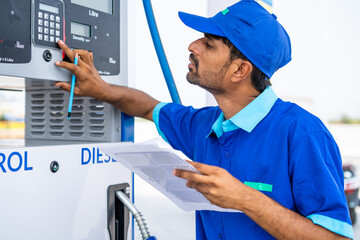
[55,0,353,239]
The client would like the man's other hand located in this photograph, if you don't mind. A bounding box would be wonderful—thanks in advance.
[173,161,251,210]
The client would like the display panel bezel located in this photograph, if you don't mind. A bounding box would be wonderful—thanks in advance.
[70,0,113,14]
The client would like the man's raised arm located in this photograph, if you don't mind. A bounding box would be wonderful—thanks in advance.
[54,40,159,121]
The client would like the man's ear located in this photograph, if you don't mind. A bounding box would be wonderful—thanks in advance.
[230,59,253,83]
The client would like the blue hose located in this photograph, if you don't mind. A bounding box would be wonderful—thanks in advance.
[142,0,182,104]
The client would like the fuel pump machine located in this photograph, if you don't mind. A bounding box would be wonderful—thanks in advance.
[1,0,131,143]
[0,0,137,239]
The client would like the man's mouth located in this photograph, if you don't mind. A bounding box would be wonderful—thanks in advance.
[188,57,195,69]
[189,54,198,70]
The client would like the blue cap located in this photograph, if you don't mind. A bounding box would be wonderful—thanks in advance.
[178,0,292,78]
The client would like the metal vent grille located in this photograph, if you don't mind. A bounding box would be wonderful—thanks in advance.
[49,92,65,137]
[25,85,122,143]
[28,80,46,88]
[30,93,46,136]
[89,99,105,138]
[68,96,85,138]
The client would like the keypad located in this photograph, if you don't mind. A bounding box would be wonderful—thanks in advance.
[35,8,62,46]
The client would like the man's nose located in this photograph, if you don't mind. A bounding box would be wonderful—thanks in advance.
[188,39,201,55]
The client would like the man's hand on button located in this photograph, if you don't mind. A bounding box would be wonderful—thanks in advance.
[54,40,110,100]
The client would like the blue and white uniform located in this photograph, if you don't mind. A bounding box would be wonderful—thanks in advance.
[153,86,352,240]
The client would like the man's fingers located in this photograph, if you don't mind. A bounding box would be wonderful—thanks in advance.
[187,161,219,175]
[57,41,89,67]
[57,40,75,62]
[74,49,93,64]
[89,51,93,62]
[55,82,83,96]
[186,181,210,194]
[55,82,71,92]
[74,49,89,57]
[173,169,208,183]
[56,40,96,72]
[55,60,80,75]
[186,181,197,189]
[186,181,203,190]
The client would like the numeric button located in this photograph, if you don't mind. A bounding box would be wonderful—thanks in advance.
[38,19,43,26]
[44,13,49,20]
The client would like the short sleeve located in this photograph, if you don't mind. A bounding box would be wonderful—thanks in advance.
[153,102,170,143]
[152,103,219,160]
[289,131,353,239]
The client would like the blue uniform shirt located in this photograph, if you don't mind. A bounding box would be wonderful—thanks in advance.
[153,87,353,240]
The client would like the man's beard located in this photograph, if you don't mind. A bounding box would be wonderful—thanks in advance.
[186,53,229,95]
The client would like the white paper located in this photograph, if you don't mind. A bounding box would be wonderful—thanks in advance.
[99,139,238,212]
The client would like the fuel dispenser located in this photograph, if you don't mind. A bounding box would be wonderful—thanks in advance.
[0,0,178,237]
[0,0,135,239]
[1,0,130,143]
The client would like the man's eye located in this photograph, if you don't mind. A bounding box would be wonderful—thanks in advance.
[205,42,213,48]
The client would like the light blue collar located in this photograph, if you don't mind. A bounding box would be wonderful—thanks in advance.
[208,86,278,138]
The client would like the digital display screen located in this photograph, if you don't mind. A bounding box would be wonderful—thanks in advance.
[39,3,59,14]
[71,0,113,14]
[71,22,91,38]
